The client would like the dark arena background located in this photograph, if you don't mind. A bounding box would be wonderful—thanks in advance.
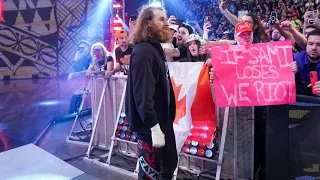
[0,0,319,180]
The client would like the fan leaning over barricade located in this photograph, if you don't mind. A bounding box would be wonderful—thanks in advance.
[163,16,195,61]
[179,34,208,63]
[202,21,298,80]
[67,40,91,81]
[201,21,252,79]
[292,29,320,96]
[107,30,133,76]
[219,1,269,43]
[68,42,114,80]
[86,42,114,76]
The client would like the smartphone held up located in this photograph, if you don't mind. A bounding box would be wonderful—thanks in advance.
[221,0,229,10]
[310,71,318,95]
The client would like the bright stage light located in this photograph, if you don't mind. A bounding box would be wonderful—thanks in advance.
[112,3,122,9]
[150,1,162,7]
[113,18,121,24]
[113,26,122,31]
[115,112,137,142]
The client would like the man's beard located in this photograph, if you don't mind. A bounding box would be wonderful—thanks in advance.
[120,42,128,48]
[149,24,172,43]
[272,36,280,41]
[308,54,320,63]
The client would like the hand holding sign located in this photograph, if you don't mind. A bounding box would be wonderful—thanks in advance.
[211,41,296,107]
[291,61,298,73]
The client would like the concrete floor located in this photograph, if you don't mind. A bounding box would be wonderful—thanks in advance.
[0,78,136,180]
[0,78,213,180]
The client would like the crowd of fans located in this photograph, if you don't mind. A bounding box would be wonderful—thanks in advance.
[66,1,320,141]
[69,0,320,98]
[165,0,320,41]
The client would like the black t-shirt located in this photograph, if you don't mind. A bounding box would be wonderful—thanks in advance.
[310,62,317,71]
[73,56,91,72]
[107,56,113,62]
[293,42,303,54]
[94,56,113,71]
[173,45,188,61]
[115,46,133,64]
[172,37,188,61]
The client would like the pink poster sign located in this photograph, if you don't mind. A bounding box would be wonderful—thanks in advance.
[211,41,296,107]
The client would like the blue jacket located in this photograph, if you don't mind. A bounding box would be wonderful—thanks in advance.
[294,51,320,83]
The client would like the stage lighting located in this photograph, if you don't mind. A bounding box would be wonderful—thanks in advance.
[185,139,191,145]
[118,117,124,125]
[120,132,126,139]
[122,126,127,132]
[205,150,214,158]
[130,132,137,141]
[113,18,121,24]
[150,1,162,7]
[182,130,217,159]
[199,142,206,148]
[126,133,131,140]
[116,131,121,137]
[191,140,198,146]
[189,147,197,155]
[113,3,122,9]
[197,148,205,156]
[207,143,214,149]
[113,26,122,31]
[182,146,189,153]
[115,112,138,142]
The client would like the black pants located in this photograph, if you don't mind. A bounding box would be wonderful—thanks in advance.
[137,129,178,180]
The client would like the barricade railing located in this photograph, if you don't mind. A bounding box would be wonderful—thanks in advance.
[288,95,320,179]
[83,74,255,180]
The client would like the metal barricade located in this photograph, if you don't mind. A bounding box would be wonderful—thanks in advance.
[178,106,254,180]
[289,95,320,179]
[84,75,138,178]
[84,74,255,180]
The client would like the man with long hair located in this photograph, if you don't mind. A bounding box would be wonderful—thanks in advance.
[125,4,177,180]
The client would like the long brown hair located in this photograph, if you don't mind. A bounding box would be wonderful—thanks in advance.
[129,5,166,44]
[246,13,270,42]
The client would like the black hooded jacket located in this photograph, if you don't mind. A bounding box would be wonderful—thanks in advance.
[125,38,176,135]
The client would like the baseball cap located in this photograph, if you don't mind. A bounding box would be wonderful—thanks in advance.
[115,30,127,40]
[169,24,179,32]
[235,21,253,36]
[185,34,201,45]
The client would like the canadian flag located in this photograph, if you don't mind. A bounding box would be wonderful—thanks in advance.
[168,62,216,154]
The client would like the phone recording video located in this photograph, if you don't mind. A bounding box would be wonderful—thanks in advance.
[308,10,318,25]
[268,11,277,25]
[175,18,184,26]
[78,46,84,52]
[204,16,212,23]
[310,71,318,95]
[130,14,137,22]
[221,0,229,10]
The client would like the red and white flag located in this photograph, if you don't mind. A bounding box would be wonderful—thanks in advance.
[168,62,217,154]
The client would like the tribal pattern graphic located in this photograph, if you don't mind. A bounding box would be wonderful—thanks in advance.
[56,0,88,75]
[0,23,57,77]
[0,0,101,79]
